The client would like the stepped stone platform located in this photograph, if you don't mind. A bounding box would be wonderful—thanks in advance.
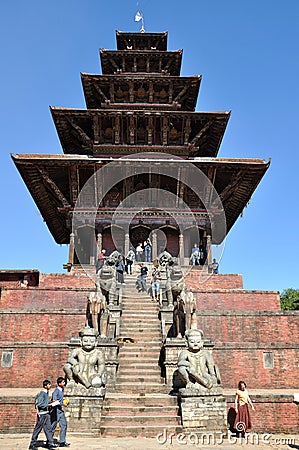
[1,269,299,434]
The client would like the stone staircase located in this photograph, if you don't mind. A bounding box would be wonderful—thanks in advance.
[100,274,182,437]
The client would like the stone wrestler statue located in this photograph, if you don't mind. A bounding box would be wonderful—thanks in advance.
[64,326,107,389]
[177,329,220,390]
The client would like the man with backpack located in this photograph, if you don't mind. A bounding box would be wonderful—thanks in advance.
[29,379,58,450]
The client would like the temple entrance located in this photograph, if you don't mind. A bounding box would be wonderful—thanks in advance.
[184,226,206,264]
[102,225,125,255]
[74,225,96,265]
[130,224,151,250]
[159,225,179,256]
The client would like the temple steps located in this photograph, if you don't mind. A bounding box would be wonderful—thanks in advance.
[100,283,181,436]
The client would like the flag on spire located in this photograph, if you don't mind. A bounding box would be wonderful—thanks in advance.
[134,11,143,22]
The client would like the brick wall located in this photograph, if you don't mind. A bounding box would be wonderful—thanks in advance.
[0,396,36,432]
[198,312,299,343]
[0,345,69,388]
[39,273,95,289]
[214,348,299,389]
[195,290,281,311]
[0,311,85,342]
[185,273,243,290]
[1,288,90,309]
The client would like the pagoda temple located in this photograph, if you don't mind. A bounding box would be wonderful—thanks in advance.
[2,30,299,437]
[12,31,269,269]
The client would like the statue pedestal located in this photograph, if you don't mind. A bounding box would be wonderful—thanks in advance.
[64,384,105,433]
[179,387,227,433]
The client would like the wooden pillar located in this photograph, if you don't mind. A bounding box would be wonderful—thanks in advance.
[179,233,184,266]
[152,230,157,262]
[207,234,212,266]
[68,233,75,266]
[124,232,130,257]
[97,231,102,254]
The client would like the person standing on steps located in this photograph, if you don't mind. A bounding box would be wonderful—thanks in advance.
[96,249,106,273]
[151,265,161,301]
[135,242,144,262]
[136,263,148,292]
[50,377,70,448]
[144,238,152,263]
[125,248,135,275]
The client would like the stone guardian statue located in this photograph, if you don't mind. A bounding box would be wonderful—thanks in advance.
[64,326,107,389]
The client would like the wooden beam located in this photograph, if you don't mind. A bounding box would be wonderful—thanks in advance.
[183,117,191,145]
[68,119,92,147]
[92,83,108,103]
[69,164,79,205]
[37,166,70,207]
[220,170,247,204]
[173,85,188,103]
[190,120,213,146]
[93,115,100,144]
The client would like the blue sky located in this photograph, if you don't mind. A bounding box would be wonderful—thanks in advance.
[0,0,298,293]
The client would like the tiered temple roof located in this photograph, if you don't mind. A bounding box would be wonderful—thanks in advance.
[12,30,269,252]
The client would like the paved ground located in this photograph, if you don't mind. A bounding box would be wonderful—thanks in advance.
[0,432,298,450]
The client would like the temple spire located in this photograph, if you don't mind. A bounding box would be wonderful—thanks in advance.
[134,11,145,32]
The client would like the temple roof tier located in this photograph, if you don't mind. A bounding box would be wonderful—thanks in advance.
[12,154,269,245]
[116,31,168,51]
[50,108,230,157]
[81,73,201,111]
[100,49,183,75]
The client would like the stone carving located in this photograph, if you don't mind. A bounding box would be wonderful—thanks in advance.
[64,326,107,390]
[96,251,120,305]
[174,287,197,338]
[86,287,109,338]
[169,258,185,300]
[177,329,221,392]
[158,251,181,306]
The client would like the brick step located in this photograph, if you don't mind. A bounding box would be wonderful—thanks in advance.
[114,382,167,393]
[116,375,163,383]
[102,405,179,416]
[119,346,161,352]
[118,336,161,342]
[117,363,161,370]
[121,305,159,311]
[118,341,162,347]
[120,318,159,324]
[119,328,161,334]
[117,367,161,375]
[100,424,183,438]
[101,415,181,426]
[104,393,178,407]
[118,352,160,358]
[119,352,160,363]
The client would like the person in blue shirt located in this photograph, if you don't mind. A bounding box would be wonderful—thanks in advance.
[50,377,70,448]
[212,258,219,274]
[29,380,58,450]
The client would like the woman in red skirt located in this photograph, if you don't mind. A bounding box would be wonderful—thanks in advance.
[234,381,255,437]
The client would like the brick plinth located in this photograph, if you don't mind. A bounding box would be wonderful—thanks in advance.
[185,272,243,290]
[0,395,36,433]
[195,290,280,311]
